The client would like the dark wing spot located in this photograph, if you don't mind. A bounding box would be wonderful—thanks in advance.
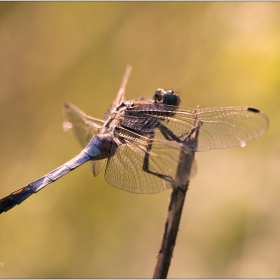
[247,107,260,113]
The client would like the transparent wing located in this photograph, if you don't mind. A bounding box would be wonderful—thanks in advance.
[124,105,269,151]
[63,102,104,147]
[91,159,107,177]
[104,128,194,194]
[63,102,106,176]
[166,106,269,151]
[103,64,132,120]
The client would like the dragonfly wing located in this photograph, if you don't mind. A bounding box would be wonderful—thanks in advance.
[63,102,106,176]
[104,128,190,194]
[141,105,269,151]
[174,106,268,151]
[92,159,107,177]
[63,102,105,148]
[103,65,132,120]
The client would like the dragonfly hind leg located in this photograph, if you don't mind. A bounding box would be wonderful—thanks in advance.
[141,122,201,185]
[142,132,174,184]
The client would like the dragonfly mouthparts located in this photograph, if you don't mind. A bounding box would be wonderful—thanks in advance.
[153,88,181,106]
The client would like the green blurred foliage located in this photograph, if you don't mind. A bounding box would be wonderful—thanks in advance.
[0,2,279,278]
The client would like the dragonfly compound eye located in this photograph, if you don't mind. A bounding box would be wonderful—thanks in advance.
[162,90,181,106]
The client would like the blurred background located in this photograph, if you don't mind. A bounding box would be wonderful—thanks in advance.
[0,2,279,278]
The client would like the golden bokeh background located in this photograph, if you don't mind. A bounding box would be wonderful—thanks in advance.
[0,2,279,278]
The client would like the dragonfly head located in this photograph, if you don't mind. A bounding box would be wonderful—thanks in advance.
[153,88,181,106]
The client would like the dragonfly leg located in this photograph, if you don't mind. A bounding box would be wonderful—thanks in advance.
[141,122,201,184]
[142,132,174,184]
[159,122,202,151]
[158,124,182,142]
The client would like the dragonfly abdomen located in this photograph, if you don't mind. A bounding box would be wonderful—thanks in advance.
[0,135,112,214]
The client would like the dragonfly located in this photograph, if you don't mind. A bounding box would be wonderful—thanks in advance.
[0,66,269,214]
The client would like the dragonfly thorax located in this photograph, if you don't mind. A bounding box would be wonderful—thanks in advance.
[153,89,181,106]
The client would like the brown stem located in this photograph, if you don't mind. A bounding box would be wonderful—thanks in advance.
[153,115,200,279]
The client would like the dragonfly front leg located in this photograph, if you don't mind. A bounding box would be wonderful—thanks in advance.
[158,122,202,151]
[142,132,174,184]
[158,123,182,142]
